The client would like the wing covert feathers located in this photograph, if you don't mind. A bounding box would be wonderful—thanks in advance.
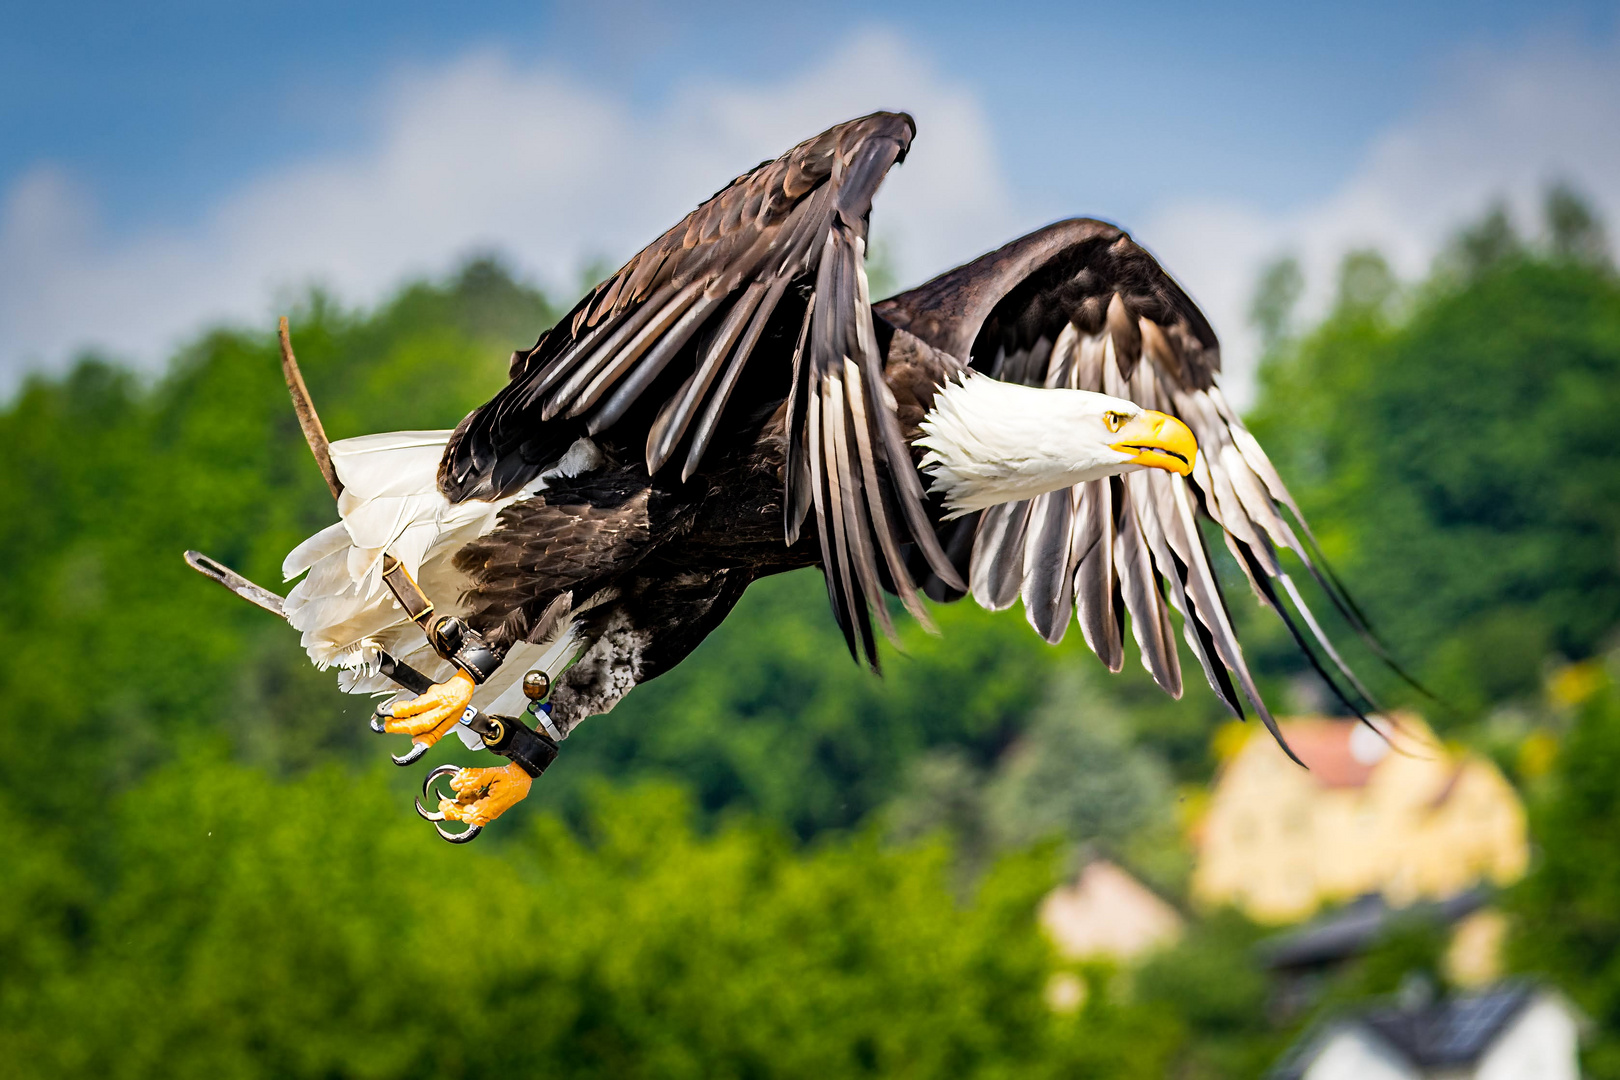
[441,111,917,504]
[440,111,957,668]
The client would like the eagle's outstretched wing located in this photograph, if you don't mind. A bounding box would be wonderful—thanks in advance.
[881,219,1391,751]
[440,111,962,668]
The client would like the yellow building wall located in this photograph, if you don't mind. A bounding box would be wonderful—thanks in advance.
[1191,715,1528,923]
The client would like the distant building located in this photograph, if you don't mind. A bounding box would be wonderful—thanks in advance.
[1193,714,1527,923]
[1270,980,1584,1080]
[1039,858,1184,963]
[1258,887,1504,1019]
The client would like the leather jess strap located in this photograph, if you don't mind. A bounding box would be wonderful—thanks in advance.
[381,553,435,624]
[379,553,502,683]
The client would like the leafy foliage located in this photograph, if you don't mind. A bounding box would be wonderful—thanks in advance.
[543,569,1089,837]
[1509,663,1620,1078]
[885,671,1182,890]
[1134,911,1280,1080]
[1248,244,1620,716]
[0,766,1177,1080]
[0,263,552,830]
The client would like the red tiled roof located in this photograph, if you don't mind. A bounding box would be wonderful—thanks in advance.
[1275,719,1381,789]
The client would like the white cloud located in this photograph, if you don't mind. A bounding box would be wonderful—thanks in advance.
[6,26,1617,410]
[0,28,1019,392]
[1142,33,1620,407]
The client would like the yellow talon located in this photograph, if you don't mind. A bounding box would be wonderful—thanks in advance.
[438,763,534,827]
[382,669,475,747]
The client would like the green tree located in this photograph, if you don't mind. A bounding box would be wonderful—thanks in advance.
[0,761,1179,1080]
[884,670,1183,889]
[1544,181,1611,268]
[11,209,1620,1079]
[981,674,1173,863]
[0,260,555,824]
[1441,202,1525,281]
[1134,910,1281,1080]
[1249,256,1305,351]
[1334,249,1398,315]
[1509,662,1620,1078]
[1247,222,1620,716]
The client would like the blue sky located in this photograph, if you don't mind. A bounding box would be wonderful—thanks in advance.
[4,0,1618,399]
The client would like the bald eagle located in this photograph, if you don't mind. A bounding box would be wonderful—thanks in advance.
[277,112,1387,835]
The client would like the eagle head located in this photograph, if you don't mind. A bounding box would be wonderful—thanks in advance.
[917,372,1197,517]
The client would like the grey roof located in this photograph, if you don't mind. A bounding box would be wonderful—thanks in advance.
[1361,981,1534,1067]
[1269,980,1540,1079]
[1259,887,1490,971]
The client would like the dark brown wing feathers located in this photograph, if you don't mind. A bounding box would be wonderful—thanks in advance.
[441,111,962,669]
[441,114,903,501]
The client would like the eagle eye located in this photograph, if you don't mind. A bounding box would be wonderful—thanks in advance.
[1104,411,1130,433]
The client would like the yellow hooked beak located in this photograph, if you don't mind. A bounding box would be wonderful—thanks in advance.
[1110,410,1197,477]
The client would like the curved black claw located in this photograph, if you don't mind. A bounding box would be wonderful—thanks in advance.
[373,702,430,764]
[418,766,480,843]
[434,821,483,844]
[391,740,431,767]
[420,764,458,805]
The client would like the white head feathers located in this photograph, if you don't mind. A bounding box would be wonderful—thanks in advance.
[916,372,1162,516]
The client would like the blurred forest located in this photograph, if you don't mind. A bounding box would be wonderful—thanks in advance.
[2,190,1619,1078]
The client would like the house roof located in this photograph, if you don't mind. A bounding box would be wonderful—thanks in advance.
[1270,718,1390,788]
[1039,859,1184,961]
[1269,980,1541,1079]
[1259,886,1490,971]
[1361,981,1534,1067]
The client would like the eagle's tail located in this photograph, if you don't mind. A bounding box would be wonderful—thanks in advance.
[279,430,573,717]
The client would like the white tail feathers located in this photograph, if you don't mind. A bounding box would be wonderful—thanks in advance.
[283,431,604,712]
[282,430,554,707]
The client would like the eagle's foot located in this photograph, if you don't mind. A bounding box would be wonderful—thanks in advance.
[375,670,475,748]
[415,763,533,841]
